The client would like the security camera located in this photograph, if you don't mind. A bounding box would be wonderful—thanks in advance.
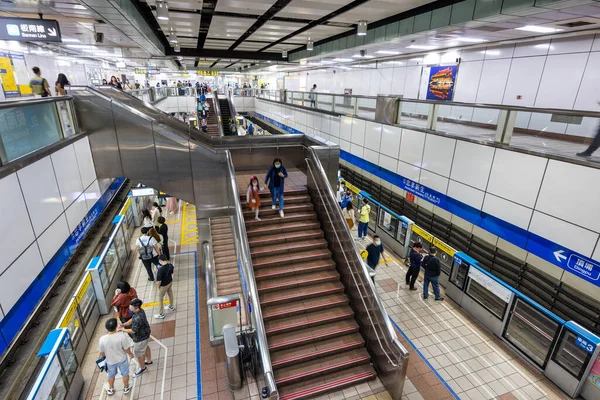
[360,49,366,57]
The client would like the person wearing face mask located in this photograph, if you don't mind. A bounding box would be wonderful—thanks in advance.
[246,176,262,221]
[365,235,388,281]
[265,158,288,218]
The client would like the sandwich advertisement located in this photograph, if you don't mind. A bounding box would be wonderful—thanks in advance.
[426,65,458,101]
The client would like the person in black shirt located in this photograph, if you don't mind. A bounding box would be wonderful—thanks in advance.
[154,255,175,319]
[406,242,423,290]
[156,216,170,260]
[118,299,152,376]
[365,236,388,281]
[422,247,444,301]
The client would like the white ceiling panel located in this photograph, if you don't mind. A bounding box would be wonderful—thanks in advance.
[276,0,349,19]
[216,0,277,14]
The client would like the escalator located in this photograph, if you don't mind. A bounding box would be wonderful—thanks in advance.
[205,98,219,137]
[219,98,233,135]
[242,187,376,399]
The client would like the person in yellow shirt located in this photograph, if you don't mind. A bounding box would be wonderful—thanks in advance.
[357,198,371,241]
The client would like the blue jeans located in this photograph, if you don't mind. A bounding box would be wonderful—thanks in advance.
[358,221,369,238]
[423,275,441,299]
[107,357,129,379]
[272,186,284,210]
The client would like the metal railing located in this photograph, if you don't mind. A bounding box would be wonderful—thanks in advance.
[305,147,409,399]
[225,151,277,398]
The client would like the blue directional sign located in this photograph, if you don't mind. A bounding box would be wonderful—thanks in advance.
[576,335,595,354]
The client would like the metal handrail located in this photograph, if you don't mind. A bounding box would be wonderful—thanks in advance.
[0,94,75,108]
[225,151,277,398]
[305,148,408,365]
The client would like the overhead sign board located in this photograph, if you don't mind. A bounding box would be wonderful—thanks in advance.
[131,187,155,197]
[0,17,61,42]
[135,68,160,75]
[197,70,219,76]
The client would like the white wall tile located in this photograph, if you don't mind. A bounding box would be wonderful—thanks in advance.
[594,34,600,52]
[482,194,533,230]
[0,173,35,271]
[396,160,421,182]
[363,148,379,165]
[0,244,44,312]
[378,68,394,95]
[329,117,341,138]
[351,118,366,146]
[487,149,547,208]
[460,48,485,62]
[502,56,545,107]
[453,61,483,103]
[529,212,598,257]
[419,169,449,195]
[421,134,456,177]
[574,51,600,111]
[398,129,425,167]
[536,160,600,233]
[404,66,423,99]
[73,136,97,189]
[364,122,382,152]
[51,144,84,209]
[534,53,588,109]
[483,44,515,60]
[84,180,102,210]
[475,59,512,104]
[450,141,495,191]
[379,125,402,158]
[17,157,64,237]
[340,116,352,142]
[549,36,594,55]
[379,154,397,172]
[513,41,550,58]
[390,66,406,95]
[447,180,485,210]
[65,195,89,233]
[37,214,70,265]
[350,143,364,158]
[369,70,381,96]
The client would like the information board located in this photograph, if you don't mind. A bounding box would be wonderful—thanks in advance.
[0,17,61,42]
[198,70,219,76]
[10,53,32,95]
[468,267,512,303]
[0,52,18,95]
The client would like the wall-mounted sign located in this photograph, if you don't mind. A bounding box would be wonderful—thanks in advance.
[131,187,155,197]
[468,267,512,303]
[135,68,160,75]
[0,52,18,96]
[426,65,458,101]
[0,17,61,42]
[197,70,220,76]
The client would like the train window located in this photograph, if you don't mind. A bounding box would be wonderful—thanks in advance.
[466,279,508,320]
[551,330,593,380]
[504,299,560,368]
[450,260,469,290]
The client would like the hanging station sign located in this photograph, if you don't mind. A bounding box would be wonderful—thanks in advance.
[197,70,220,76]
[0,17,61,42]
[135,68,160,75]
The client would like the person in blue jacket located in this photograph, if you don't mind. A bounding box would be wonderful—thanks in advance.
[265,158,288,218]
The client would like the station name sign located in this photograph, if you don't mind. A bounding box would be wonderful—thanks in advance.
[0,17,61,42]
[135,68,160,75]
[197,70,219,76]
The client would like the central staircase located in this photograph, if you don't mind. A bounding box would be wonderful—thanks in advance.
[241,186,376,399]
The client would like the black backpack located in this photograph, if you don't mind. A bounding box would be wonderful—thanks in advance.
[138,238,154,260]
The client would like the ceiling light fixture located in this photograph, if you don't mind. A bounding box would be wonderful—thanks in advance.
[376,50,401,55]
[62,38,81,43]
[174,44,180,52]
[515,25,561,33]
[455,37,487,43]
[169,31,177,43]
[406,44,436,50]
[282,50,288,58]
[357,20,367,36]
[307,38,313,51]
[352,54,374,58]
[156,1,169,21]
[332,58,353,62]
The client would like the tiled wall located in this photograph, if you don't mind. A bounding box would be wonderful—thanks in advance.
[0,136,111,321]
[284,34,600,138]
[154,96,197,114]
[254,98,600,300]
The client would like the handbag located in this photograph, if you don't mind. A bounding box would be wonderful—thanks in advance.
[96,356,107,372]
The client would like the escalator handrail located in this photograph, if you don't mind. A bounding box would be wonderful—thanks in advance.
[305,147,409,366]
[225,151,277,398]
[225,89,239,132]
[212,91,226,137]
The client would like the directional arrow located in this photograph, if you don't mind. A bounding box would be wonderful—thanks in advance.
[47,28,57,37]
[554,250,567,263]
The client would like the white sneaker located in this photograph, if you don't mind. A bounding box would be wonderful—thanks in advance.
[154,313,165,319]
[255,217,261,221]
[271,205,276,210]
[279,210,284,218]
[166,305,175,311]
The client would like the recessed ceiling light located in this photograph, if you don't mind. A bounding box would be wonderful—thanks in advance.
[156,1,169,21]
[515,25,562,33]
[332,58,353,62]
[376,50,401,55]
[357,21,367,36]
[406,44,436,50]
[455,37,487,43]
[352,54,374,58]
[62,38,81,43]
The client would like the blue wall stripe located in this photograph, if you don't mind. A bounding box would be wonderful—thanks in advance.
[0,177,126,357]
[252,110,600,289]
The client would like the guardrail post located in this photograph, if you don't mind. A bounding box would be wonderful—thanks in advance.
[495,110,516,144]
[354,98,359,116]
[426,103,439,130]
[332,95,336,113]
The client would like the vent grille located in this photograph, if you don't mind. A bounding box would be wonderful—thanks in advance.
[557,21,595,28]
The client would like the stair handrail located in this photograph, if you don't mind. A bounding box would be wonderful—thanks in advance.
[304,148,408,368]
[225,151,278,399]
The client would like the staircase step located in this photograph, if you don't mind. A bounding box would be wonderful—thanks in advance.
[260,281,345,306]
[246,221,321,237]
[212,232,233,241]
[245,212,317,227]
[268,319,360,351]
[239,187,307,200]
[248,229,323,248]
[265,306,354,336]
[271,333,365,369]
[250,239,327,257]
[275,348,371,387]
[278,365,375,400]
[216,273,240,284]
[243,203,313,218]
[258,270,339,293]
[263,293,348,321]
[253,249,331,270]
[215,249,236,259]
[255,260,335,281]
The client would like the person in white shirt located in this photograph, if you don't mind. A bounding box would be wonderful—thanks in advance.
[342,202,356,230]
[137,227,161,281]
[150,202,162,225]
[98,318,134,395]
[336,181,346,207]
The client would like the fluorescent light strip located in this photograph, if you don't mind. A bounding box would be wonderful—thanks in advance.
[406,44,436,50]
[376,50,401,55]
[516,25,561,33]
[455,37,487,43]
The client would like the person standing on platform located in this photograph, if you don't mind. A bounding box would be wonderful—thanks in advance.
[343,202,356,230]
[98,318,133,395]
[577,116,600,157]
[154,255,176,319]
[341,190,352,210]
[309,84,317,107]
[137,227,161,281]
[357,198,371,241]
[30,67,52,97]
[55,73,70,96]
[167,195,178,215]
[247,123,254,135]
[366,235,388,274]
[336,181,345,207]
[118,299,152,377]
[156,216,170,260]
[246,176,262,221]
[151,202,162,225]
[406,242,423,291]
[422,247,444,301]
[265,158,288,218]
[111,281,138,324]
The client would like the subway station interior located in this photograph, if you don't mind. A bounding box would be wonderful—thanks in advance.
[2,0,600,399]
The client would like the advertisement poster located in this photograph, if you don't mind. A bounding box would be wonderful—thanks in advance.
[0,51,19,95]
[10,53,32,95]
[426,65,458,101]
[588,354,600,389]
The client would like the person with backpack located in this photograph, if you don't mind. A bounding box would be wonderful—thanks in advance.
[247,123,254,135]
[29,67,51,97]
[357,198,371,241]
[137,227,161,281]
[154,255,176,319]
[341,190,352,209]
[422,247,444,301]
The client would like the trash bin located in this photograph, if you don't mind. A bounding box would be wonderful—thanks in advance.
[223,324,243,390]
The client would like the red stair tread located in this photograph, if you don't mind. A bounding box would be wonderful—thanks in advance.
[252,249,331,268]
[259,281,345,304]
[250,239,327,256]
[248,230,324,247]
[246,221,320,236]
[245,213,316,226]
[262,293,349,320]
[268,319,359,349]
[255,260,335,281]
[270,333,365,367]
[265,306,354,335]
[257,270,339,291]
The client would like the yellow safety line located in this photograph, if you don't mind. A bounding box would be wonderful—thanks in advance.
[180,202,199,245]
[141,300,171,309]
